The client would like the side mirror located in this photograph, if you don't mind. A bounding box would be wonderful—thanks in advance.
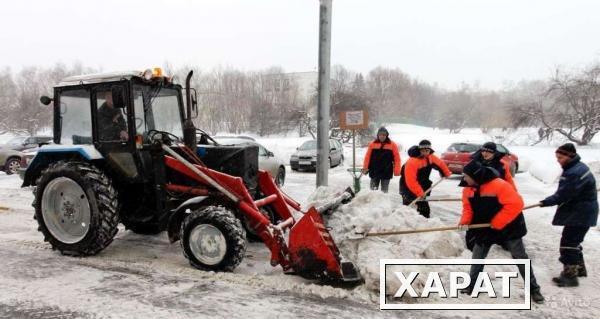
[111,86,126,109]
[40,96,53,105]
[267,151,274,157]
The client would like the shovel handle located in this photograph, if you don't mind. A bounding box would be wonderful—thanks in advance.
[409,178,445,207]
[418,198,461,202]
[365,223,490,237]
[523,203,542,210]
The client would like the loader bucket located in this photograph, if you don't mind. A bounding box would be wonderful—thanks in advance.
[288,207,362,285]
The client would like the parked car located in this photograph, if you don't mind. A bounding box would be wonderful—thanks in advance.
[212,136,287,186]
[1,135,52,151]
[441,142,519,176]
[290,139,344,171]
[0,146,23,175]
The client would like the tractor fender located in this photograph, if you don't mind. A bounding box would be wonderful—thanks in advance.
[167,196,208,243]
[22,145,104,187]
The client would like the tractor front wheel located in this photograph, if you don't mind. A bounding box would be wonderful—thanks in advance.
[34,161,120,256]
[181,206,246,272]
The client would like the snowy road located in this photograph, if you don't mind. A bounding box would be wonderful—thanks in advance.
[0,163,599,318]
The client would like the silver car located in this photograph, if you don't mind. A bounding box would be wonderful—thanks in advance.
[0,147,23,175]
[212,136,287,186]
[1,135,52,151]
[289,139,344,171]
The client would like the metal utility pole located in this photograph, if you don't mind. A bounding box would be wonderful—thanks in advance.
[316,0,332,187]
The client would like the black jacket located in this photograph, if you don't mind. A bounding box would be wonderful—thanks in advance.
[471,150,507,178]
[98,103,127,141]
[541,155,599,227]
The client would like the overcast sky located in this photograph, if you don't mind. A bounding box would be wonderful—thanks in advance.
[1,0,599,90]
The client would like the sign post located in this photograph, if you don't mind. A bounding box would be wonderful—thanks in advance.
[340,110,369,193]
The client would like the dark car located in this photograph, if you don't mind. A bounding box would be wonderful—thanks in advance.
[1,136,53,151]
[441,142,519,176]
[290,139,344,171]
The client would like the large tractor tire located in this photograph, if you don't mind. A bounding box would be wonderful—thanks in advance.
[33,161,120,256]
[180,206,246,271]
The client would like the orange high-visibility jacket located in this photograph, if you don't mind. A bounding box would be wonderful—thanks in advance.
[363,139,401,179]
[401,153,452,198]
[499,157,516,190]
[460,177,527,243]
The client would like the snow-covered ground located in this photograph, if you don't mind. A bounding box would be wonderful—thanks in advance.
[0,124,599,318]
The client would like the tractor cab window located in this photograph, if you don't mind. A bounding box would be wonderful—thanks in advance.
[96,90,129,142]
[59,89,92,145]
[134,86,183,139]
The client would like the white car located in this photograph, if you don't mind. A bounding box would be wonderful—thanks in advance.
[212,136,287,186]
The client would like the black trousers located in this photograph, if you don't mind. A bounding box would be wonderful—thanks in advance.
[470,238,540,291]
[559,226,590,265]
[401,194,431,218]
[370,178,390,193]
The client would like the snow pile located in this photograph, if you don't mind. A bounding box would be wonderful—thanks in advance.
[309,188,466,297]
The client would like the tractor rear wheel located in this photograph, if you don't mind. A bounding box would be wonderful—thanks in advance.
[181,206,246,271]
[33,161,120,256]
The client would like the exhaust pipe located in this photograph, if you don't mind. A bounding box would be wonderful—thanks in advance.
[183,70,197,152]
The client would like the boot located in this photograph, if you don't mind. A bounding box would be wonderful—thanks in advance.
[577,263,587,277]
[577,246,587,277]
[531,288,545,304]
[552,265,579,287]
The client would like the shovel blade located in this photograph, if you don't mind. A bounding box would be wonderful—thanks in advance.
[288,207,362,285]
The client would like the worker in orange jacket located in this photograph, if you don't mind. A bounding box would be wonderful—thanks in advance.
[470,142,516,189]
[362,127,401,193]
[400,140,451,218]
[459,161,544,304]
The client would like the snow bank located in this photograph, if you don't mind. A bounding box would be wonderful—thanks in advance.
[310,188,466,298]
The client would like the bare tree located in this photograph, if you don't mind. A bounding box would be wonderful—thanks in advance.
[514,65,600,145]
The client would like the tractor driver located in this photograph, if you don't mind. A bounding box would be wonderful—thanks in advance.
[98,91,128,141]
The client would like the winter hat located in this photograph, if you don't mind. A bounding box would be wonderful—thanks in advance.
[462,161,498,184]
[462,161,482,180]
[418,139,432,150]
[480,142,497,153]
[556,143,577,158]
[377,126,389,137]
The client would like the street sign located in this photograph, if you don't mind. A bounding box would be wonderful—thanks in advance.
[340,110,368,130]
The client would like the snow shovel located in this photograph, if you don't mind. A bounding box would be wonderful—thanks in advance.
[409,178,446,207]
[523,203,542,210]
[351,223,491,239]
